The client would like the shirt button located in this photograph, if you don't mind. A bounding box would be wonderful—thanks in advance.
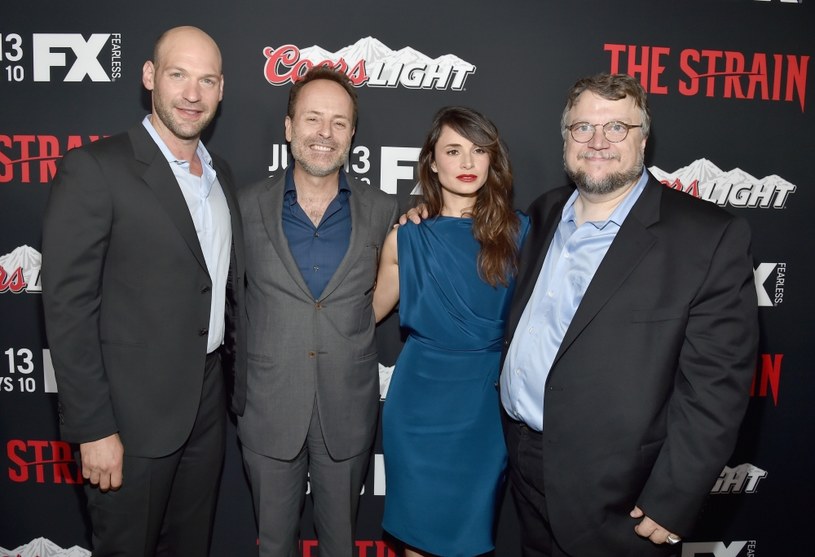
[313,265,319,271]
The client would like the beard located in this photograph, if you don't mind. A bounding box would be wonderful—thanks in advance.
[152,92,214,141]
[565,150,645,196]
[289,129,351,178]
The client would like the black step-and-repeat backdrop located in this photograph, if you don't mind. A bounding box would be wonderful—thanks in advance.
[2,1,812,555]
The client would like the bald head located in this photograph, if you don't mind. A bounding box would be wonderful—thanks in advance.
[142,25,224,148]
[152,26,222,74]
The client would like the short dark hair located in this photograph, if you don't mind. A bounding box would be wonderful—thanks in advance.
[561,73,651,139]
[287,66,358,126]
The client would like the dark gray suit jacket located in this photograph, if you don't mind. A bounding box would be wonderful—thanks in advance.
[42,123,246,458]
[236,172,397,461]
[504,174,758,556]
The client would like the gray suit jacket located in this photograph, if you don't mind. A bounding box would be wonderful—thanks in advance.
[236,172,398,461]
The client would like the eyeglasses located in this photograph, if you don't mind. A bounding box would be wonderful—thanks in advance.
[565,121,642,143]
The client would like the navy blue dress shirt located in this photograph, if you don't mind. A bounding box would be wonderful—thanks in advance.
[282,167,352,299]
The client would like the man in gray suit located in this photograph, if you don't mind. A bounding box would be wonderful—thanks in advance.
[236,66,398,557]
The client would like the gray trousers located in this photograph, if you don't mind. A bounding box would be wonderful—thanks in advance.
[242,403,371,557]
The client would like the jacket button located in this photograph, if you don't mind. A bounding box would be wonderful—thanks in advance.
[201,286,211,293]
[199,328,209,336]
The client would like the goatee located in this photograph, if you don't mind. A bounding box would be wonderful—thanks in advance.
[565,152,644,196]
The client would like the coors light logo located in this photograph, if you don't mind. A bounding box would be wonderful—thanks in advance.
[650,159,796,209]
[0,246,41,294]
[263,36,476,90]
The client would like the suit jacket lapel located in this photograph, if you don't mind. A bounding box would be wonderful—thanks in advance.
[319,179,370,300]
[257,175,314,298]
[507,187,572,337]
[553,178,662,364]
[129,124,209,275]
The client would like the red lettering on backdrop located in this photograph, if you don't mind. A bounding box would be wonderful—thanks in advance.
[263,45,368,86]
[751,354,782,406]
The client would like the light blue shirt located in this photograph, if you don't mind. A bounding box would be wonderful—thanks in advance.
[142,116,232,354]
[500,172,649,431]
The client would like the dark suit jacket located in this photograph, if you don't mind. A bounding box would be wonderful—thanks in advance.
[42,123,246,458]
[504,174,758,556]
[236,172,398,461]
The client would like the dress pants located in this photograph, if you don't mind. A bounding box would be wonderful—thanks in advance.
[242,402,370,557]
[502,409,572,557]
[502,410,679,557]
[83,350,226,557]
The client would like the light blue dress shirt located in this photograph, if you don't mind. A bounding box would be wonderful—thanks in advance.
[500,172,648,431]
[142,116,232,354]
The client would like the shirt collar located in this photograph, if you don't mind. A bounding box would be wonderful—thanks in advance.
[141,115,214,170]
[284,166,352,204]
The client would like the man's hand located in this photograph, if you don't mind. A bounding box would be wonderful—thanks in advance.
[631,506,681,545]
[396,203,429,227]
[79,433,124,492]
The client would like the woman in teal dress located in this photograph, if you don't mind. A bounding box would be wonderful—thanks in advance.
[374,106,529,557]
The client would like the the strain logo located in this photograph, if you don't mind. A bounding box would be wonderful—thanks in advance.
[606,43,808,111]
[0,246,41,294]
[263,37,476,90]
[0,537,90,556]
[649,159,796,209]
[1,134,105,184]
[711,463,768,494]
[7,439,82,484]
[751,353,782,405]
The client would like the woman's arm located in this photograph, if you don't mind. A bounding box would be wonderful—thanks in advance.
[373,227,400,323]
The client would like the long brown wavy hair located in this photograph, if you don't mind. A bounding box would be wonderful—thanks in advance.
[417,106,520,287]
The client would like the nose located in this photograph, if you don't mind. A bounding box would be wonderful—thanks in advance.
[460,152,474,169]
[587,124,609,149]
[317,120,332,138]
[182,79,201,103]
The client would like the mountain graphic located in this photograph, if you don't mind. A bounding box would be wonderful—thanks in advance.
[0,537,90,557]
[649,159,796,208]
[297,37,474,70]
[0,245,42,293]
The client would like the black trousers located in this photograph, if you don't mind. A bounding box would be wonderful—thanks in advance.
[502,409,572,557]
[84,350,226,557]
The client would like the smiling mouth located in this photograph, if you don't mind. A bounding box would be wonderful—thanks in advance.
[310,144,335,153]
[176,106,203,118]
[578,152,619,161]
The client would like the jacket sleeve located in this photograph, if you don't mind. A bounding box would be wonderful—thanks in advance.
[637,215,759,534]
[42,147,118,444]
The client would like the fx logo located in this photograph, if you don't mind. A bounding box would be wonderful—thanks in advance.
[753,262,786,307]
[32,33,111,82]
[682,541,749,557]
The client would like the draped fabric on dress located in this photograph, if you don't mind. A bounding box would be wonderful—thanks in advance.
[382,214,529,557]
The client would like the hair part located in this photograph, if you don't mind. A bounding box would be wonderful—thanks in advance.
[287,66,358,126]
[560,73,651,139]
[418,106,520,287]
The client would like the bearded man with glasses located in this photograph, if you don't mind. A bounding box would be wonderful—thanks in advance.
[498,73,758,556]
